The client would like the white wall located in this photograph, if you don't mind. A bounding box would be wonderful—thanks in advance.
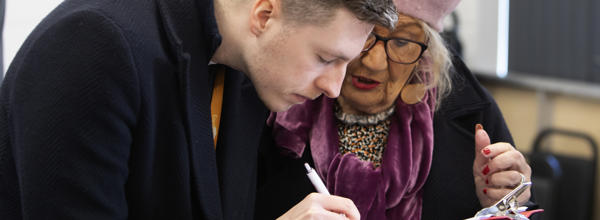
[3,0,63,73]
[1,0,508,77]
[454,0,509,77]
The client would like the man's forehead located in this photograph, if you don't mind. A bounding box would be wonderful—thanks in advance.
[312,29,368,60]
[291,9,372,58]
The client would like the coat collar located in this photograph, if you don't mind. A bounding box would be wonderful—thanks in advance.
[157,0,222,63]
[156,0,223,219]
[437,55,491,119]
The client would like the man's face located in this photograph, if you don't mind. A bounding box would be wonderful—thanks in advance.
[246,8,373,112]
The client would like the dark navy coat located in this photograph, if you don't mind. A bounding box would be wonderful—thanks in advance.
[0,0,268,219]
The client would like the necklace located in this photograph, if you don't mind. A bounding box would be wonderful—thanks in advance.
[334,102,395,125]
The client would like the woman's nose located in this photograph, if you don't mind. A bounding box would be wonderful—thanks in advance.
[361,41,388,71]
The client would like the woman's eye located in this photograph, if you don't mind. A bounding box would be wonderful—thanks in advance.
[392,39,409,47]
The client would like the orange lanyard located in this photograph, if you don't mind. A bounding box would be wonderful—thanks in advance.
[210,66,225,149]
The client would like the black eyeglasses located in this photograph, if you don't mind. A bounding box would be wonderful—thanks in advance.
[362,33,428,64]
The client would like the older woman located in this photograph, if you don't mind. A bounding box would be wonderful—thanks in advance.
[256,0,533,219]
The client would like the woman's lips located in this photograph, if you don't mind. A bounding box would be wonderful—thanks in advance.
[351,76,381,90]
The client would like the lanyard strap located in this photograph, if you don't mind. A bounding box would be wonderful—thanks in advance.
[210,66,225,149]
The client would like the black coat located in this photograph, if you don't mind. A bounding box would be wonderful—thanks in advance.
[255,55,514,220]
[422,55,514,219]
[0,0,268,219]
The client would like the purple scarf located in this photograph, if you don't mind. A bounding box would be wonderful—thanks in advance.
[269,89,435,220]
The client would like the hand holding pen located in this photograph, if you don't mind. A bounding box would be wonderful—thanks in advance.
[275,163,360,220]
[304,163,330,195]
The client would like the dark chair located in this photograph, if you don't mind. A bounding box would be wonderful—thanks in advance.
[528,128,598,220]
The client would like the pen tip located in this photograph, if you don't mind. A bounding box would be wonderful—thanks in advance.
[304,163,311,172]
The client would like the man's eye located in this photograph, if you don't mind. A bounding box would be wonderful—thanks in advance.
[319,56,334,64]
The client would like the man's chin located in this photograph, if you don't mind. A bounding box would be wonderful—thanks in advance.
[264,101,293,113]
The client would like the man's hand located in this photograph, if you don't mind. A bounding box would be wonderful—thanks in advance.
[473,124,532,207]
[277,193,360,220]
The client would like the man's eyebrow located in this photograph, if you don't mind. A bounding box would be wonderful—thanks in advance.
[321,49,352,62]
[335,53,352,62]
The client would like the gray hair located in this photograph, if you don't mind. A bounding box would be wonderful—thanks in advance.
[281,0,398,29]
[418,20,452,110]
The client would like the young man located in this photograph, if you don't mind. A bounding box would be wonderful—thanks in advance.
[0,0,396,219]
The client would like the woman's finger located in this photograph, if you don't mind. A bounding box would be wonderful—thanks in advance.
[488,150,531,175]
[480,142,514,159]
[482,187,512,201]
[489,170,525,187]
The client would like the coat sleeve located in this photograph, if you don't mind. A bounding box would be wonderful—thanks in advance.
[4,9,139,219]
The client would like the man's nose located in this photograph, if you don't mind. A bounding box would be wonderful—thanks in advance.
[315,64,347,98]
[361,41,388,71]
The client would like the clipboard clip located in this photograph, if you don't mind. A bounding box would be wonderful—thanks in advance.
[467,174,532,220]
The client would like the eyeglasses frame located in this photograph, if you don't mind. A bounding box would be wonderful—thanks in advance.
[362,33,428,64]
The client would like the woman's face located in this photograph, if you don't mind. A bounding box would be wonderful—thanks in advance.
[337,14,426,115]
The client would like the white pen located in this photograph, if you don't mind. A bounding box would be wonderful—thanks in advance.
[304,163,330,195]
[305,163,348,218]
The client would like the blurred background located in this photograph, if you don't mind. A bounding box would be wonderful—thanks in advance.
[1,0,599,219]
[450,0,600,219]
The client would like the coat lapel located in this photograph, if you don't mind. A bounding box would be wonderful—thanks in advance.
[216,67,268,219]
[156,0,223,219]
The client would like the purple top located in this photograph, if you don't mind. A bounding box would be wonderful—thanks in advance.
[269,89,436,219]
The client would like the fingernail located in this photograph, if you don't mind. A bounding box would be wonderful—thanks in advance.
[483,148,491,155]
[482,165,490,175]
[475,124,483,132]
[483,189,487,194]
[485,179,489,185]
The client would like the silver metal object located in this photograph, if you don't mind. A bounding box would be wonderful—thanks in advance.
[467,174,532,220]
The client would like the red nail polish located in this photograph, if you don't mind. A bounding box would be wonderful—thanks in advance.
[483,148,491,155]
[475,124,483,132]
[483,189,487,194]
[482,166,490,175]
[485,179,489,185]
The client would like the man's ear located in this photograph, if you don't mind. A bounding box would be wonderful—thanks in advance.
[249,0,280,36]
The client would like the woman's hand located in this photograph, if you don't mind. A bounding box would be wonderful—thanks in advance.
[473,124,532,207]
[277,193,360,220]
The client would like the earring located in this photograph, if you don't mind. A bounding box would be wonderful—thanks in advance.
[400,69,428,104]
